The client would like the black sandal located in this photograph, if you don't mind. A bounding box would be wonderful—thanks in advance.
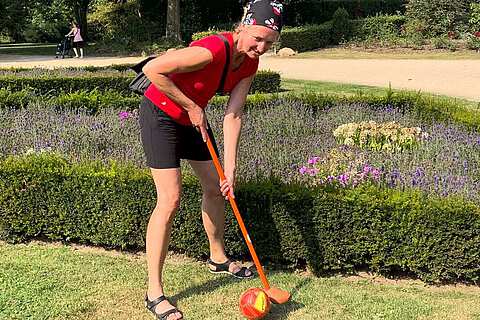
[207,258,254,279]
[145,294,183,320]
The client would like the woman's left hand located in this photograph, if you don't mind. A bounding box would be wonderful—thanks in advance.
[220,173,235,200]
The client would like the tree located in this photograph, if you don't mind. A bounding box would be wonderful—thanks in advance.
[65,0,90,40]
[166,0,181,41]
[0,0,30,41]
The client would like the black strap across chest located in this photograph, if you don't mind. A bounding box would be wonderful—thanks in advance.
[215,34,230,96]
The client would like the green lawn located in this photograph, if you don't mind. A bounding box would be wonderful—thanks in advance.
[0,43,58,55]
[1,241,480,320]
[281,79,480,111]
[0,43,103,56]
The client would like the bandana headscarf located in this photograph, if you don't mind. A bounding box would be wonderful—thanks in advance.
[242,0,284,32]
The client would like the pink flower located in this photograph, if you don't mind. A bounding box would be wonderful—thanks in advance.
[308,156,320,165]
[118,111,131,121]
[475,31,480,38]
[338,174,349,185]
[299,166,308,175]
[363,164,372,174]
[371,168,381,180]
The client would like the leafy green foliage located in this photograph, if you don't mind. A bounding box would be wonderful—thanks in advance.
[469,3,480,31]
[405,0,473,36]
[331,7,352,44]
[0,75,133,95]
[22,0,71,42]
[1,153,479,283]
[283,0,406,26]
[88,0,158,43]
[280,23,333,52]
[351,14,406,45]
[0,69,281,99]
[0,0,30,42]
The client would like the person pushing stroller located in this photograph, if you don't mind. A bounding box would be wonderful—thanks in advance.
[65,21,85,58]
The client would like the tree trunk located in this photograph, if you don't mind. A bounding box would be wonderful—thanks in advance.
[74,0,89,41]
[166,0,181,41]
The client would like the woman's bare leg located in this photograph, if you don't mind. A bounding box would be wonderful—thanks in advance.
[146,167,183,320]
[188,160,251,276]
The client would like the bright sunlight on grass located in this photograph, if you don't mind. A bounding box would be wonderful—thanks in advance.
[1,241,480,320]
[281,79,480,111]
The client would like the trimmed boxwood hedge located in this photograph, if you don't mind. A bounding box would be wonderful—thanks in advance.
[280,23,333,52]
[0,75,134,94]
[0,71,281,95]
[1,153,479,283]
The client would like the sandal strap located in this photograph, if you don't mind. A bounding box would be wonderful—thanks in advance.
[234,266,252,278]
[207,258,232,272]
[145,294,167,311]
[145,295,183,320]
[157,308,181,320]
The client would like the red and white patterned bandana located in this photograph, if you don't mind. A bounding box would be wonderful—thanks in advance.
[243,0,284,32]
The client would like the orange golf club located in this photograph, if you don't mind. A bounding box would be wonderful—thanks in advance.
[205,135,291,304]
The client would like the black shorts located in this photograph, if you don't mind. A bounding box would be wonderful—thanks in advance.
[73,41,84,48]
[139,97,219,169]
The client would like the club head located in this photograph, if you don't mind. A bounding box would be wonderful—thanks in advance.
[265,287,291,304]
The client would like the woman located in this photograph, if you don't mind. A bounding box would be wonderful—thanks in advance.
[140,1,283,319]
[66,22,85,58]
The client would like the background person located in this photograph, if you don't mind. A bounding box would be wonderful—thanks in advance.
[66,22,85,58]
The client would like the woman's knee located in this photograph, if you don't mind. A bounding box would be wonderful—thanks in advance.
[154,193,181,221]
[202,185,222,200]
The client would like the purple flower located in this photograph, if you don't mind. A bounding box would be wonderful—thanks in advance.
[363,164,372,174]
[118,111,132,121]
[338,173,349,185]
[299,166,308,175]
[414,167,424,177]
[371,169,381,178]
[308,156,320,165]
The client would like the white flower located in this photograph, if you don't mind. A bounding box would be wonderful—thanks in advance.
[344,138,355,146]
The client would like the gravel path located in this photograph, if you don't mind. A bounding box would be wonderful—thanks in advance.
[1,54,479,101]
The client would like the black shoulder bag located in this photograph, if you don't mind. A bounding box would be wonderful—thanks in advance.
[128,34,230,95]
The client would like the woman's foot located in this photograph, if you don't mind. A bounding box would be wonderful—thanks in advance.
[146,292,183,320]
[207,258,254,279]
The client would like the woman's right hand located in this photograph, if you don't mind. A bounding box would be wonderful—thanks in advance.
[187,105,208,142]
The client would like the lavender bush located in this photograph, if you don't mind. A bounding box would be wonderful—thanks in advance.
[1,98,479,201]
[0,103,145,166]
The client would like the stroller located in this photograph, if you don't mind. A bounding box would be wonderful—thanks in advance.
[55,35,73,59]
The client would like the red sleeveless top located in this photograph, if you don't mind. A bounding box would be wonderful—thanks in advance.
[144,32,259,125]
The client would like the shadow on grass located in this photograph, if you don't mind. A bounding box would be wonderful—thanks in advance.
[169,275,234,304]
[170,273,309,319]
[265,277,311,319]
